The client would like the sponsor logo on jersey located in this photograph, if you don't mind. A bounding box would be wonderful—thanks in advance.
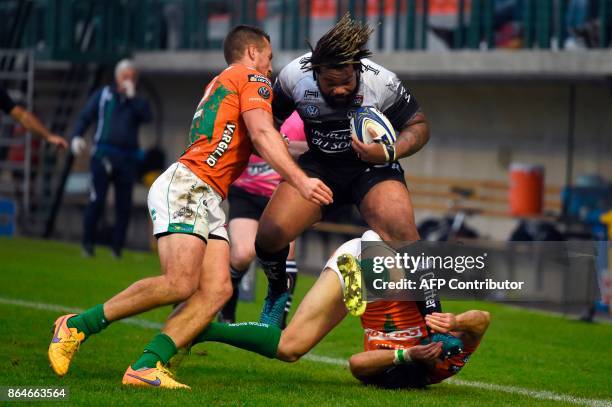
[385,77,399,91]
[258,86,271,99]
[303,89,319,99]
[298,55,310,69]
[248,74,272,86]
[363,63,380,76]
[386,78,412,103]
[401,88,411,103]
[206,122,236,167]
[310,128,351,153]
[365,327,424,341]
[303,104,320,118]
[172,206,195,220]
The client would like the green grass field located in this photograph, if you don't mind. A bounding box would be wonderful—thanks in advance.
[0,238,611,406]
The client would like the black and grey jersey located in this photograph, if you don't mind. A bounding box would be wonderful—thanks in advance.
[272,53,420,165]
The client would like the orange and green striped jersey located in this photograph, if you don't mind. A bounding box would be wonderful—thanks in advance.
[361,301,428,351]
[179,63,273,199]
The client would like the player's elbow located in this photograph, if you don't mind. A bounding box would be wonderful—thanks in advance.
[480,311,491,327]
[473,310,491,334]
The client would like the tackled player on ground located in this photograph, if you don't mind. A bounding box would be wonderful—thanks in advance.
[188,230,490,389]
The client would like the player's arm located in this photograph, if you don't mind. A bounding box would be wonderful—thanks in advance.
[70,89,103,155]
[425,310,490,343]
[10,106,68,149]
[352,76,429,163]
[349,342,442,379]
[243,108,332,206]
[393,111,429,159]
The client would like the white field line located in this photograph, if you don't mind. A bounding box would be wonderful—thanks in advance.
[1,296,610,407]
[0,296,162,330]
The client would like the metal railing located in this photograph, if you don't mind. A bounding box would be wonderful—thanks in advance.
[0,50,34,226]
[1,0,610,61]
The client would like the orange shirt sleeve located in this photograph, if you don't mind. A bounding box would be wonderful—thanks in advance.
[239,72,273,114]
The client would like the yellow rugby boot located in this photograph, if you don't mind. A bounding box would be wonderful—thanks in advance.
[337,253,367,316]
[48,314,85,376]
[122,361,191,390]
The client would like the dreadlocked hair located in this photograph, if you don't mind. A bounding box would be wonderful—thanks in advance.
[301,12,374,72]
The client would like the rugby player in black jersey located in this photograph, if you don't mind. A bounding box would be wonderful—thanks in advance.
[255,15,450,343]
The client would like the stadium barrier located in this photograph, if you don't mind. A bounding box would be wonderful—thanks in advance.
[2,0,611,63]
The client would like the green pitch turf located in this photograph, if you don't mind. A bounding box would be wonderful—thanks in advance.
[0,238,610,406]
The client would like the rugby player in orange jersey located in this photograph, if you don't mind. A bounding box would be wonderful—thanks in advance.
[349,309,490,389]
[47,25,332,389]
[188,230,490,389]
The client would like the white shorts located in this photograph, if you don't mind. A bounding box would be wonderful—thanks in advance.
[147,162,228,242]
[324,238,362,291]
[323,231,385,291]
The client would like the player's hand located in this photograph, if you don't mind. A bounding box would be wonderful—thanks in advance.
[71,136,87,156]
[351,129,387,164]
[296,176,333,206]
[48,134,68,150]
[407,342,443,362]
[425,312,458,333]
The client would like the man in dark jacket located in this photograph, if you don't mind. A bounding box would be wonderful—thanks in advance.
[71,59,152,258]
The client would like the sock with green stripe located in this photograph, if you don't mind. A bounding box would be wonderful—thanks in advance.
[132,333,177,370]
[193,322,281,359]
[66,304,108,338]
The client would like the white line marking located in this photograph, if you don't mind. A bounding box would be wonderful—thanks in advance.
[302,354,612,407]
[0,297,162,330]
[1,296,610,407]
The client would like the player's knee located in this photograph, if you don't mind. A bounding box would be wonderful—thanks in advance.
[164,277,198,302]
[276,347,303,363]
[207,276,233,306]
[255,220,290,252]
[276,336,307,363]
[230,246,255,272]
[377,220,419,241]
[216,279,233,304]
[348,354,366,377]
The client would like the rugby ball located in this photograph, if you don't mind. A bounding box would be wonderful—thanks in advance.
[350,106,396,145]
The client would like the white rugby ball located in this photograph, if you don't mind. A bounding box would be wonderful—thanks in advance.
[350,106,396,145]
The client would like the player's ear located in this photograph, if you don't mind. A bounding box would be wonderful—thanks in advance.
[247,44,257,60]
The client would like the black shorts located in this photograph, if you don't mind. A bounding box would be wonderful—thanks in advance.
[297,151,407,209]
[227,185,270,221]
[360,363,429,390]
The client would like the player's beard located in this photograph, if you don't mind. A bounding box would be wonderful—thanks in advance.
[317,73,361,109]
